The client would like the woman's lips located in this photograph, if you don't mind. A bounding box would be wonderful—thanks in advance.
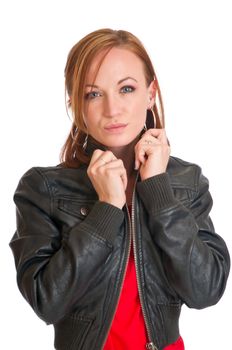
[104,123,128,133]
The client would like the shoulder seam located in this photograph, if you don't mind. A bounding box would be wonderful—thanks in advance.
[170,155,198,168]
[34,167,53,217]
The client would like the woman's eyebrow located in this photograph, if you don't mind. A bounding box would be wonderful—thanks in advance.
[118,77,138,84]
[85,84,99,88]
[85,77,138,89]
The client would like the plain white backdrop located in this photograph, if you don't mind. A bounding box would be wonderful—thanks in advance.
[1,0,231,349]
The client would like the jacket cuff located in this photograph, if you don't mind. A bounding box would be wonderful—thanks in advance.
[83,201,124,243]
[137,173,177,212]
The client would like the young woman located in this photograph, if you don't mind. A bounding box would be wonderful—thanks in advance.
[10,28,230,350]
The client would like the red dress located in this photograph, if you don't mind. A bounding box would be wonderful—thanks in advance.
[103,209,184,350]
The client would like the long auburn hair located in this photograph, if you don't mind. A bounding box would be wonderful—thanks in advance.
[61,28,165,168]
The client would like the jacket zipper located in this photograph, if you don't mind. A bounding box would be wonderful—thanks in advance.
[100,204,132,349]
[131,187,159,350]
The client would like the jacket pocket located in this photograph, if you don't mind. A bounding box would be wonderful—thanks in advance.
[54,314,93,350]
[172,187,191,207]
[58,198,96,219]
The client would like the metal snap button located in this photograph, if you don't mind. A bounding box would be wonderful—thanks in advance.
[80,207,88,216]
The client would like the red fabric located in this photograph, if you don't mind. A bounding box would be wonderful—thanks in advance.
[103,247,148,349]
[103,209,185,350]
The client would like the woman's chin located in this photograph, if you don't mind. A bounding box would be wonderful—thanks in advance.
[103,133,142,150]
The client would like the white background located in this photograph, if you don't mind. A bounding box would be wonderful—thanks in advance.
[1,0,231,349]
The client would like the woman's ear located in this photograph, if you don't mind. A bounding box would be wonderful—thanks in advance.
[147,79,157,108]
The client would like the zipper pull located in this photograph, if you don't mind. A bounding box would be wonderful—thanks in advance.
[146,342,158,350]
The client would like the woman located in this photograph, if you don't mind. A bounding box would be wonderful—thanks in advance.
[10,28,230,350]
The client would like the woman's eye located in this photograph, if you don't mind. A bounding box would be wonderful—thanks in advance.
[120,86,135,94]
[85,91,102,100]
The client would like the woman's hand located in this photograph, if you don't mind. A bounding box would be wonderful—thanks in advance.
[87,149,127,209]
[134,129,170,181]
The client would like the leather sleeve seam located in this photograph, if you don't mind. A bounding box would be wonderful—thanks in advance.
[188,233,198,294]
[34,167,54,217]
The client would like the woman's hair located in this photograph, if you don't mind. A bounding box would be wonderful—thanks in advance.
[61,28,165,168]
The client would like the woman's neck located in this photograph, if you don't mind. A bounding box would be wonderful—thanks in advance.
[108,138,138,179]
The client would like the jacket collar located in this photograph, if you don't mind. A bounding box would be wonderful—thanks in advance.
[85,136,107,157]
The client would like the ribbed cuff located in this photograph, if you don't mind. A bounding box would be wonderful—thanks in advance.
[83,201,124,243]
[137,173,177,212]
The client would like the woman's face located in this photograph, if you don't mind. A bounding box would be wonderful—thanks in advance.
[83,47,155,149]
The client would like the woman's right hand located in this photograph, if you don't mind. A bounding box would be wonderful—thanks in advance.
[87,149,127,209]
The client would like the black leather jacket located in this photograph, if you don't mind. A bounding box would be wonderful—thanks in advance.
[10,155,230,350]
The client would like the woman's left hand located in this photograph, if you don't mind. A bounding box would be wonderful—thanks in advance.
[134,129,170,180]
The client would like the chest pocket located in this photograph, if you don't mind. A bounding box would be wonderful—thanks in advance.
[58,198,95,217]
[172,187,193,207]
[57,198,96,232]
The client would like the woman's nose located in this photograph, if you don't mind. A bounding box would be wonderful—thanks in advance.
[103,94,121,118]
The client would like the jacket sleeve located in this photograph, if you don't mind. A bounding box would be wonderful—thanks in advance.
[136,169,230,309]
[10,167,124,324]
